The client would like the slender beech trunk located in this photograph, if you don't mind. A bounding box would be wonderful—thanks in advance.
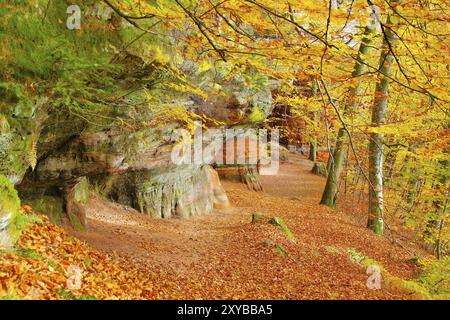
[320,14,377,208]
[367,5,399,235]
[308,141,317,162]
[436,216,445,260]
[326,144,335,173]
[308,79,318,162]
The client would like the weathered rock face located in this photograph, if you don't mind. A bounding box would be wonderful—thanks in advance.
[33,126,175,184]
[0,2,273,234]
[64,177,90,231]
[16,121,177,225]
[10,92,269,226]
[212,134,275,192]
[207,166,231,210]
[102,165,228,219]
[216,165,263,192]
[0,95,49,185]
[2,92,268,229]
[16,120,231,225]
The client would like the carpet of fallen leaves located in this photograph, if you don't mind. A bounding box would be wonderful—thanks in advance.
[0,211,155,300]
[1,155,427,300]
[69,155,424,300]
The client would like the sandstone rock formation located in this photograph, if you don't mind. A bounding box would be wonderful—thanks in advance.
[0,6,272,233]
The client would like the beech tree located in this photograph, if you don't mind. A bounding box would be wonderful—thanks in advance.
[320,8,378,208]
[367,0,401,235]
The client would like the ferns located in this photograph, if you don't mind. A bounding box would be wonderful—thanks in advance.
[27,134,37,171]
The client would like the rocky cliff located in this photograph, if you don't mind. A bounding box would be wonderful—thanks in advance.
[0,1,273,239]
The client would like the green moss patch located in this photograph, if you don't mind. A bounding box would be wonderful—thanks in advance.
[416,258,450,299]
[262,239,288,257]
[0,174,42,245]
[268,216,295,241]
[7,211,43,244]
[360,254,448,300]
[24,196,65,226]
[252,211,264,224]
[0,174,20,224]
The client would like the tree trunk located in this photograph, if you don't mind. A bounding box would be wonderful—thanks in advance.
[436,217,445,260]
[308,78,318,162]
[320,15,377,208]
[367,4,399,235]
[308,141,317,162]
[320,128,348,207]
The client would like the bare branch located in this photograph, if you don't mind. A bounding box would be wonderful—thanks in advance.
[174,0,227,62]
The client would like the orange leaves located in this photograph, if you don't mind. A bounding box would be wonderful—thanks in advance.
[1,158,425,300]
[0,209,156,300]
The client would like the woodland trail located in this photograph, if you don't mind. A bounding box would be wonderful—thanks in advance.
[70,154,419,299]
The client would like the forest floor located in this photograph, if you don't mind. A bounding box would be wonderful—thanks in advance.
[68,154,423,299]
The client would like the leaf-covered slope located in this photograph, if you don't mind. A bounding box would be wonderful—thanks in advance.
[1,207,155,300]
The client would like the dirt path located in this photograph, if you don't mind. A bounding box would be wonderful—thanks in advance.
[70,154,418,299]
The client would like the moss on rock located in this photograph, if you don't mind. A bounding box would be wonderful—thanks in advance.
[252,211,264,224]
[64,177,90,232]
[106,165,216,219]
[360,254,450,300]
[268,216,295,241]
[0,174,21,245]
[0,174,41,245]
[24,196,66,226]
